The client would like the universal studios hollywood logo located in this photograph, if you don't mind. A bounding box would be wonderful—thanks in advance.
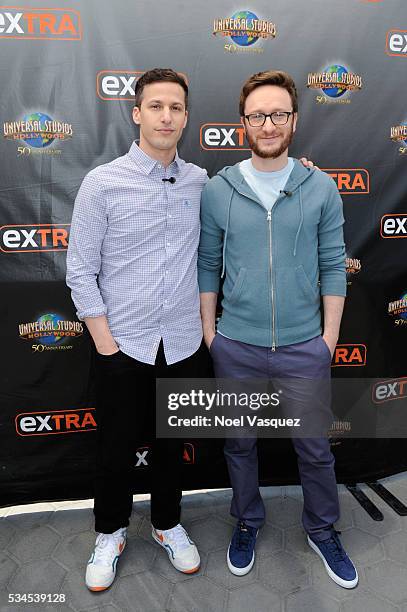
[212,10,276,54]
[307,64,363,104]
[3,112,73,156]
[390,122,407,155]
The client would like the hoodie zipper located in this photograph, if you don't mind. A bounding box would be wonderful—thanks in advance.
[266,210,276,351]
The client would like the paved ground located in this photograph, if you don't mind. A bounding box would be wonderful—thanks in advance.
[1,474,407,611]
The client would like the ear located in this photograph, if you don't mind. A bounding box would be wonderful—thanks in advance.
[240,115,247,132]
[292,112,298,133]
[132,106,141,126]
[182,109,188,129]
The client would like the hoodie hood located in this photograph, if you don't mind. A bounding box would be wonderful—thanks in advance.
[216,159,317,275]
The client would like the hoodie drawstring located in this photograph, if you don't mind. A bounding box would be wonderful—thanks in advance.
[293,184,303,257]
[221,190,234,278]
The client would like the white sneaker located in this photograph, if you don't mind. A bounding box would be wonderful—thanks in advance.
[152,523,200,573]
[85,527,127,591]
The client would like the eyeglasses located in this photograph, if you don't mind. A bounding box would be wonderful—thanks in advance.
[244,111,294,127]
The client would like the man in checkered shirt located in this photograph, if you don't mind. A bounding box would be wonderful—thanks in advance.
[66,68,212,591]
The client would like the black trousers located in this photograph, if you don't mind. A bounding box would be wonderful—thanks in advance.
[93,339,213,533]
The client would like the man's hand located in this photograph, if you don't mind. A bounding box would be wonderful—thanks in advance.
[84,315,119,356]
[299,157,319,170]
[204,330,216,351]
[322,333,337,358]
[96,343,120,356]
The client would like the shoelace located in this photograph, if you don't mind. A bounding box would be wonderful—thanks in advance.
[94,532,123,565]
[235,522,253,552]
[162,525,191,552]
[320,529,347,562]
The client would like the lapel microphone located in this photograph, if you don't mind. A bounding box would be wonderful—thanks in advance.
[280,189,292,197]
[162,177,176,184]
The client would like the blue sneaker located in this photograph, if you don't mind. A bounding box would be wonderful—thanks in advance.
[307,529,358,589]
[227,521,258,576]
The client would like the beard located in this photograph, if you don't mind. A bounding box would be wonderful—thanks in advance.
[245,125,294,159]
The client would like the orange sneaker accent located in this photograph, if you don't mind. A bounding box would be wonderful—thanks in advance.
[155,531,164,542]
[88,586,109,592]
[182,564,200,574]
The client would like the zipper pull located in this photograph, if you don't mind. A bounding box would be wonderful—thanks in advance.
[266,211,272,222]
[272,343,276,352]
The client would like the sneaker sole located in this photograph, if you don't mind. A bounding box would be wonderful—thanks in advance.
[226,544,255,576]
[152,531,200,574]
[307,535,358,589]
[86,539,126,592]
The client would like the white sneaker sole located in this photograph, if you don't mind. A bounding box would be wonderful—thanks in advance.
[227,544,255,576]
[152,530,200,574]
[307,535,358,589]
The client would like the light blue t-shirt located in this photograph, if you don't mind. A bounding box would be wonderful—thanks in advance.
[239,157,294,211]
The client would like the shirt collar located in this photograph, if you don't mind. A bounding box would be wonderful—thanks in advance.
[128,141,182,175]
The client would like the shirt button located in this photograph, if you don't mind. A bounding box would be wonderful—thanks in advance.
[167,242,170,246]
[168,214,172,219]
[157,164,162,169]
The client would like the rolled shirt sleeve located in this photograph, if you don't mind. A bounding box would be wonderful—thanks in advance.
[66,172,108,320]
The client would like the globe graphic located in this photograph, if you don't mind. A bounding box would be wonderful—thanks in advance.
[323,65,348,98]
[37,313,64,345]
[23,112,54,148]
[230,11,259,46]
[402,122,407,147]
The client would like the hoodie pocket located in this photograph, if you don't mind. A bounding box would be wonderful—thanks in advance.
[228,267,247,304]
[276,265,319,330]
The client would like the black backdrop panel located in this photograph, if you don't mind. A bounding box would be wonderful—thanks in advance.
[0,0,406,506]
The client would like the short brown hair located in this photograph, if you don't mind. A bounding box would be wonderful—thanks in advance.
[134,68,188,109]
[239,70,298,116]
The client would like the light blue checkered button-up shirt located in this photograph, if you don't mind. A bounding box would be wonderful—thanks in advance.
[66,142,208,365]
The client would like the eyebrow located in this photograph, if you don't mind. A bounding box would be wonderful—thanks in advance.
[147,99,184,106]
[246,108,291,113]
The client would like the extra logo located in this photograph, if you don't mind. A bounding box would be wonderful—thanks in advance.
[96,70,188,101]
[0,224,69,253]
[0,7,81,40]
[3,113,73,156]
[332,344,367,367]
[372,378,407,404]
[380,214,407,238]
[386,29,407,57]
[390,121,407,155]
[97,70,144,101]
[200,123,248,151]
[323,169,369,194]
[212,10,276,54]
[15,408,96,436]
[307,64,362,104]
[388,293,407,327]
[19,313,83,352]
[134,443,195,467]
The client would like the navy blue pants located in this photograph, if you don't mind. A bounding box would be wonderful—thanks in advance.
[210,333,340,540]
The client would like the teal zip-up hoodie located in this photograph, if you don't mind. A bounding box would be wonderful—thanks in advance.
[197,159,346,348]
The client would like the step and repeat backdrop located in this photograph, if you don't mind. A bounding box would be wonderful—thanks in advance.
[0,0,406,506]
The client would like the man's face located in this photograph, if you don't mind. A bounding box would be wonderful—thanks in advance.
[241,85,297,159]
[132,82,188,154]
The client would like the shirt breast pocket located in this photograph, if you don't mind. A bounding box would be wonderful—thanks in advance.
[174,198,200,235]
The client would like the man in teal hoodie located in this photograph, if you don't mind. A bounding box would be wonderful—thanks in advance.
[198,70,358,588]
